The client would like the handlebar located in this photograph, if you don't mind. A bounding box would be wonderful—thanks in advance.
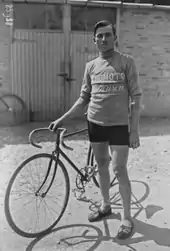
[29,127,88,150]
[29,127,73,150]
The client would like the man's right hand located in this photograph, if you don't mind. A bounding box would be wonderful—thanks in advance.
[48,118,63,132]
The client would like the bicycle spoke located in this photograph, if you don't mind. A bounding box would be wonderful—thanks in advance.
[11,196,36,220]
[11,189,33,196]
[45,192,63,199]
[51,180,63,188]
[17,173,35,192]
[46,197,63,210]
[35,161,41,187]
[41,199,57,225]
[5,154,69,237]
[43,199,53,226]
[11,194,33,202]
[42,199,49,228]
[36,158,52,188]
[43,198,59,218]
[25,165,37,191]
[19,196,35,208]
[19,168,36,192]
[25,198,38,233]
[34,198,42,233]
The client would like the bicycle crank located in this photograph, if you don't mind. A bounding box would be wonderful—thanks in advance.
[75,168,89,191]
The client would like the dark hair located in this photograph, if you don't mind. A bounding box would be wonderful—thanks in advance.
[93,20,116,37]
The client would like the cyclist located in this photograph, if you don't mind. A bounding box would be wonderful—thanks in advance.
[49,20,142,240]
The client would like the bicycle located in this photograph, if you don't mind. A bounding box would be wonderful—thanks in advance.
[4,127,117,238]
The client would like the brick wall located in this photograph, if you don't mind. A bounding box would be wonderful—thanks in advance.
[119,7,170,117]
[0,3,11,94]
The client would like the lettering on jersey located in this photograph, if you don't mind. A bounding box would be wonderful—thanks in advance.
[97,84,124,93]
[92,71,125,83]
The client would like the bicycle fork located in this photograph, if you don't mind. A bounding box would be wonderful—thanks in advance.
[35,151,59,197]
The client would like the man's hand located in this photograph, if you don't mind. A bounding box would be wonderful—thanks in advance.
[129,131,140,149]
[48,118,63,132]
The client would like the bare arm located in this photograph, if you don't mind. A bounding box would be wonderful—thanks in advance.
[129,95,141,133]
[59,63,91,124]
[126,56,142,133]
[60,97,89,124]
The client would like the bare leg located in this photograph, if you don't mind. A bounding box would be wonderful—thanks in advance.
[91,142,110,209]
[110,145,131,221]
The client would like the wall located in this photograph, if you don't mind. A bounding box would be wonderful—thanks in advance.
[0,3,11,94]
[1,2,170,118]
[119,7,170,117]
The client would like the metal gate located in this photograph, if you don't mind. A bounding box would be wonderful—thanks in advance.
[11,2,117,121]
[11,30,65,121]
[70,32,98,108]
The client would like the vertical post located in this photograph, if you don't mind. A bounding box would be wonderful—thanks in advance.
[2,3,14,94]
[9,20,14,93]
[10,3,14,93]
[116,7,120,44]
[63,3,71,112]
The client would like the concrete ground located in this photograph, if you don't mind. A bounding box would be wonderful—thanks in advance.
[0,117,170,251]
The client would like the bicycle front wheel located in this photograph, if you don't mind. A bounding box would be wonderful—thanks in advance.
[4,153,70,238]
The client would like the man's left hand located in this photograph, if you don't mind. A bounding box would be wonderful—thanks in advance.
[129,131,140,149]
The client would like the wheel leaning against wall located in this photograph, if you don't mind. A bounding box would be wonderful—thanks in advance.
[0,93,29,126]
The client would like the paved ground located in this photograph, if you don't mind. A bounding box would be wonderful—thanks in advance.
[0,117,170,251]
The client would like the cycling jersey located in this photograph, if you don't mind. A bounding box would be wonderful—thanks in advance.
[80,50,142,126]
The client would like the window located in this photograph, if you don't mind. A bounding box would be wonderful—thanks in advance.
[14,3,63,30]
[71,6,117,31]
[106,0,170,4]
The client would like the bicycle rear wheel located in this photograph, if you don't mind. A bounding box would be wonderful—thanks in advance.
[87,145,116,188]
[4,153,70,238]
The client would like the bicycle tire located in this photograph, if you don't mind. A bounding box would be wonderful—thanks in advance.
[0,97,9,110]
[4,153,70,238]
[0,93,27,111]
[87,145,116,188]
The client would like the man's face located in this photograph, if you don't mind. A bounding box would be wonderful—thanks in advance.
[94,25,116,53]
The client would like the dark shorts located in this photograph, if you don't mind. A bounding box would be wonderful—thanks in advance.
[87,121,129,146]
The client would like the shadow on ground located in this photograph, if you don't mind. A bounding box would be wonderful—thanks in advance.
[24,178,167,251]
[26,210,169,251]
[114,219,170,248]
[26,224,104,251]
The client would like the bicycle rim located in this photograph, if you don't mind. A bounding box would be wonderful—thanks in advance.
[4,153,70,238]
[0,94,27,111]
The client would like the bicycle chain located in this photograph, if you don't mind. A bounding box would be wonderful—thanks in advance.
[73,165,98,200]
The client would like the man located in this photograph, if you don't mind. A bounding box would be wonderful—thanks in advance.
[49,20,142,240]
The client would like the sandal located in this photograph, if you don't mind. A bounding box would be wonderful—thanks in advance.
[116,220,134,240]
[88,207,112,222]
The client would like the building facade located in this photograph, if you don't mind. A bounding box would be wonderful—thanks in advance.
[0,0,170,120]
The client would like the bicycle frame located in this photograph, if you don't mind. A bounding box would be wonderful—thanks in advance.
[55,128,90,180]
[29,127,90,195]
[58,147,89,179]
